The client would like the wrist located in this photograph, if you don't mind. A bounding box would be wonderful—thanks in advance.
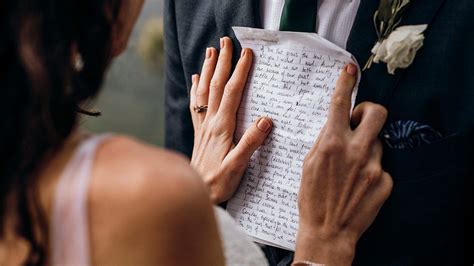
[294,227,356,266]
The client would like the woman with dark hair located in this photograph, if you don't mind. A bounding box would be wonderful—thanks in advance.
[0,0,392,265]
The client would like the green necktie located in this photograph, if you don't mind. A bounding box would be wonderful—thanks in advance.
[279,0,318,32]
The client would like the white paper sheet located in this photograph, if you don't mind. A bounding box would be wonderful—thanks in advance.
[227,27,360,251]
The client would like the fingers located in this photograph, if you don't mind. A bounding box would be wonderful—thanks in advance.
[190,74,201,127]
[226,117,273,167]
[307,124,327,158]
[327,64,358,132]
[208,37,234,113]
[377,172,394,204]
[196,47,218,108]
[371,139,384,164]
[352,172,393,238]
[217,48,254,118]
[342,161,385,223]
[351,102,388,142]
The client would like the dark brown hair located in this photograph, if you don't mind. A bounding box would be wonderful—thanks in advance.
[0,0,122,264]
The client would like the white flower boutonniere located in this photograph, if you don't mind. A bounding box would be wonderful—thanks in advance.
[364,0,428,74]
[371,25,427,74]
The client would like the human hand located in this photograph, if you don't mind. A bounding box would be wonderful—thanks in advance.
[190,37,273,204]
[295,64,393,265]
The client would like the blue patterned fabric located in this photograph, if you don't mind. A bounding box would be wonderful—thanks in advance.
[381,120,443,149]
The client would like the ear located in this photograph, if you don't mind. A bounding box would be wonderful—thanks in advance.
[109,0,145,57]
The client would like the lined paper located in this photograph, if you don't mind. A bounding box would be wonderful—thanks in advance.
[227,27,359,251]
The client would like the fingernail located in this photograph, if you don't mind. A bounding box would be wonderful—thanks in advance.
[346,64,357,76]
[241,48,246,58]
[206,48,212,59]
[257,118,272,133]
[192,74,198,84]
[220,38,225,49]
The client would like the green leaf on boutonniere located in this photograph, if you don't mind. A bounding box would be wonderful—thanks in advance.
[400,0,410,9]
[364,0,413,71]
[377,0,392,23]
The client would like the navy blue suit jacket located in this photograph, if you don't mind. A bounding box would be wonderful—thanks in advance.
[164,0,473,264]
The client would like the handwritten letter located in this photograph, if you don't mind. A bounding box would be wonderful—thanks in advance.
[227,27,360,251]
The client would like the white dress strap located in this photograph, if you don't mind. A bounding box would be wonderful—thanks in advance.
[50,134,268,265]
[50,134,111,266]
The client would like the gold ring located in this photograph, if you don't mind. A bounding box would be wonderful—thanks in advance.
[193,105,208,113]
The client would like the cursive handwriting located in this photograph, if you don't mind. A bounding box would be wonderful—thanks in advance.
[228,28,357,251]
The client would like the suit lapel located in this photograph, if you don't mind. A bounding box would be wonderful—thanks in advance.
[213,0,260,63]
[347,0,447,107]
[213,0,260,38]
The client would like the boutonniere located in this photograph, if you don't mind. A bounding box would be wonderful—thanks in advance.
[363,0,428,74]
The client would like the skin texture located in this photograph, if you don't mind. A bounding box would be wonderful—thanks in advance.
[86,136,224,265]
[295,65,393,265]
[34,134,225,265]
[190,37,273,204]
[191,41,393,265]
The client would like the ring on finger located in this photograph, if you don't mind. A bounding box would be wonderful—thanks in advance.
[194,105,209,113]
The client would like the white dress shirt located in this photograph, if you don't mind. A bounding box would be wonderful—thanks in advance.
[260,0,361,49]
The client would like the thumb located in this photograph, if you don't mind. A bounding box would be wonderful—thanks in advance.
[227,117,273,166]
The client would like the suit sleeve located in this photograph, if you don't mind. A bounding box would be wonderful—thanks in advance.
[164,0,194,157]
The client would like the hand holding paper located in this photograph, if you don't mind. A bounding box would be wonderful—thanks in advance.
[189,27,393,265]
[295,65,393,265]
[227,27,361,250]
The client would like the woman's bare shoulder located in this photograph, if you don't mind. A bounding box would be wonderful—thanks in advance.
[87,135,222,265]
[90,134,206,216]
[95,135,194,180]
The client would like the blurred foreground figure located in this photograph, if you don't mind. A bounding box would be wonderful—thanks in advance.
[0,0,393,265]
[165,0,473,265]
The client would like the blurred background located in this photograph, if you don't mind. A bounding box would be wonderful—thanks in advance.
[83,0,166,146]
